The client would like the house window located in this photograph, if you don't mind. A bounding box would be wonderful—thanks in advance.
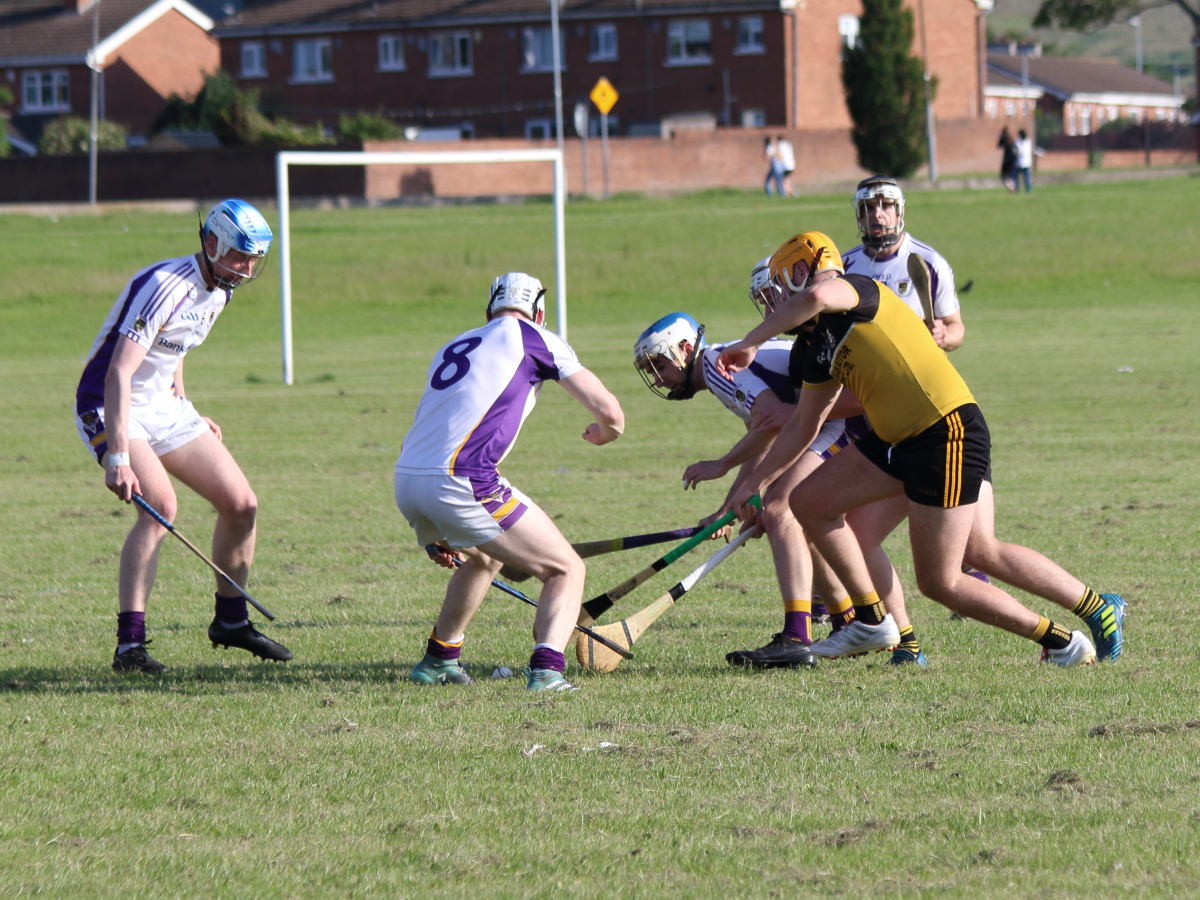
[21,70,70,112]
[521,27,566,72]
[378,35,405,71]
[1080,107,1091,134]
[525,118,555,139]
[838,14,860,50]
[240,42,266,78]
[293,38,333,82]
[429,32,472,76]
[589,24,617,61]
[741,108,766,128]
[735,17,764,55]
[666,20,711,65]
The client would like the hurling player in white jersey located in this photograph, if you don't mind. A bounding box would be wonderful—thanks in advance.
[75,200,292,674]
[634,297,861,671]
[396,273,625,692]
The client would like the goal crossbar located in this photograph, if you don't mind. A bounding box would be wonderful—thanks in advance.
[275,148,567,385]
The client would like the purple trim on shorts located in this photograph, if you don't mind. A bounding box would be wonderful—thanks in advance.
[78,407,108,463]
[468,476,529,533]
[818,415,870,461]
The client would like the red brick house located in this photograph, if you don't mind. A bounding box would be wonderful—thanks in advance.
[0,0,219,146]
[213,0,992,138]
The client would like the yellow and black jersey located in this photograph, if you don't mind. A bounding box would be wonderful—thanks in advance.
[788,274,975,445]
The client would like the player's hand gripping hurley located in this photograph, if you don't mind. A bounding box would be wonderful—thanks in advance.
[427,546,634,660]
[577,527,755,673]
[131,494,276,620]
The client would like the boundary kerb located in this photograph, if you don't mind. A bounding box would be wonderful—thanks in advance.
[275,149,568,385]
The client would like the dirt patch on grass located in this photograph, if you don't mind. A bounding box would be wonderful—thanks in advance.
[813,819,882,847]
[1090,720,1200,737]
[1045,770,1084,792]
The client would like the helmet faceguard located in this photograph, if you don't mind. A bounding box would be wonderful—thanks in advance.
[199,199,272,291]
[853,176,906,257]
[487,272,546,321]
[749,255,784,319]
[767,232,845,298]
[634,313,706,400]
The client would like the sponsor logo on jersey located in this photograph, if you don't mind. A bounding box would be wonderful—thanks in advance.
[181,311,202,322]
[158,337,185,353]
[815,330,837,366]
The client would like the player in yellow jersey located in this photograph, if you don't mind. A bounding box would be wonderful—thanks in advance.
[716,232,1123,667]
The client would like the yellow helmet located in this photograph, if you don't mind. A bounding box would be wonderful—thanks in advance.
[768,232,844,294]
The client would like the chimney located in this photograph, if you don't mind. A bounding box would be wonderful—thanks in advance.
[63,0,100,14]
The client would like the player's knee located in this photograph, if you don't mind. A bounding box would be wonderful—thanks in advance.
[222,489,258,529]
[760,497,794,534]
[542,551,585,584]
[963,539,999,573]
[914,569,956,602]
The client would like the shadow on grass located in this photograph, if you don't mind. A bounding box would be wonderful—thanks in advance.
[0,659,415,695]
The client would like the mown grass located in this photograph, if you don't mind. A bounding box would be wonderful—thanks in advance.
[1,179,1198,899]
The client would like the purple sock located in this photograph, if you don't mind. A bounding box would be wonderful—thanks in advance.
[529,646,565,672]
[215,593,248,623]
[116,611,145,646]
[813,603,830,618]
[782,611,812,643]
[425,636,462,661]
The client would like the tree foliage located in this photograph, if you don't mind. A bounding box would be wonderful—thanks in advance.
[154,71,333,147]
[38,117,128,155]
[1034,0,1199,32]
[338,112,402,142]
[841,0,933,178]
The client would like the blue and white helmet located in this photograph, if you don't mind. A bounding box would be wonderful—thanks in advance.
[633,312,705,400]
[487,272,545,320]
[200,199,272,290]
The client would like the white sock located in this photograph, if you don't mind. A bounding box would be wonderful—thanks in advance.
[117,642,142,654]
[533,642,564,654]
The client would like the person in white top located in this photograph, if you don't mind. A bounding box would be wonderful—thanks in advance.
[76,199,291,674]
[396,273,625,692]
[1013,129,1036,193]
[775,135,797,197]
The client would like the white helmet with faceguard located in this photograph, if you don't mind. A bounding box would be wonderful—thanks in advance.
[854,176,906,256]
[633,312,706,401]
[487,272,546,320]
[748,255,783,320]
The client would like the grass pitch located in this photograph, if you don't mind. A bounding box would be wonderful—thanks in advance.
[2,179,1199,899]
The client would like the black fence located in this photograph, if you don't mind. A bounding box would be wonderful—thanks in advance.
[0,146,365,204]
[1045,121,1197,153]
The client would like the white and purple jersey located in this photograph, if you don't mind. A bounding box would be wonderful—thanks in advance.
[396,316,583,494]
[76,255,228,416]
[843,233,959,321]
[699,338,796,423]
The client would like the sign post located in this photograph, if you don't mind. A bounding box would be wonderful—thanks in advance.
[574,101,589,197]
[589,77,619,200]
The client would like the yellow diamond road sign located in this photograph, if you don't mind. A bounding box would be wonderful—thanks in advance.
[590,77,619,115]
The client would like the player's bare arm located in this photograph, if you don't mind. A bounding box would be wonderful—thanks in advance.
[933,310,965,351]
[102,334,151,502]
[560,368,625,445]
[683,391,788,489]
[725,382,842,520]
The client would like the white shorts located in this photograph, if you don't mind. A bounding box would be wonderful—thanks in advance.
[395,471,533,550]
[808,415,872,461]
[75,395,210,465]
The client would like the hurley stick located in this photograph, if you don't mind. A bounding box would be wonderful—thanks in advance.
[498,526,702,583]
[578,496,760,628]
[576,528,754,673]
[906,253,936,330]
[132,494,275,620]
[428,547,634,660]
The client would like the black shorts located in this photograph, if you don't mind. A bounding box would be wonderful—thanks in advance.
[856,404,991,508]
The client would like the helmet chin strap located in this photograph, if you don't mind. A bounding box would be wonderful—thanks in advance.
[198,225,236,293]
[667,324,705,401]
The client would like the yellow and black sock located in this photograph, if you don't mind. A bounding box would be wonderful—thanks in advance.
[828,596,855,633]
[852,591,886,626]
[1071,587,1104,622]
[897,625,920,655]
[1030,616,1072,651]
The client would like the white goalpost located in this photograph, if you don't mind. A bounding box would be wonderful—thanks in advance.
[275,148,568,385]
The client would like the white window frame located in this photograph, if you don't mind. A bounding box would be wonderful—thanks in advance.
[838,14,860,50]
[589,23,618,61]
[666,19,712,66]
[734,17,764,55]
[240,41,267,78]
[21,69,70,113]
[378,34,406,72]
[292,38,333,83]
[429,31,473,77]
[521,27,567,73]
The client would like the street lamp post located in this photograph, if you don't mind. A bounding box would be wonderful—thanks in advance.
[88,0,101,205]
[549,0,564,155]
